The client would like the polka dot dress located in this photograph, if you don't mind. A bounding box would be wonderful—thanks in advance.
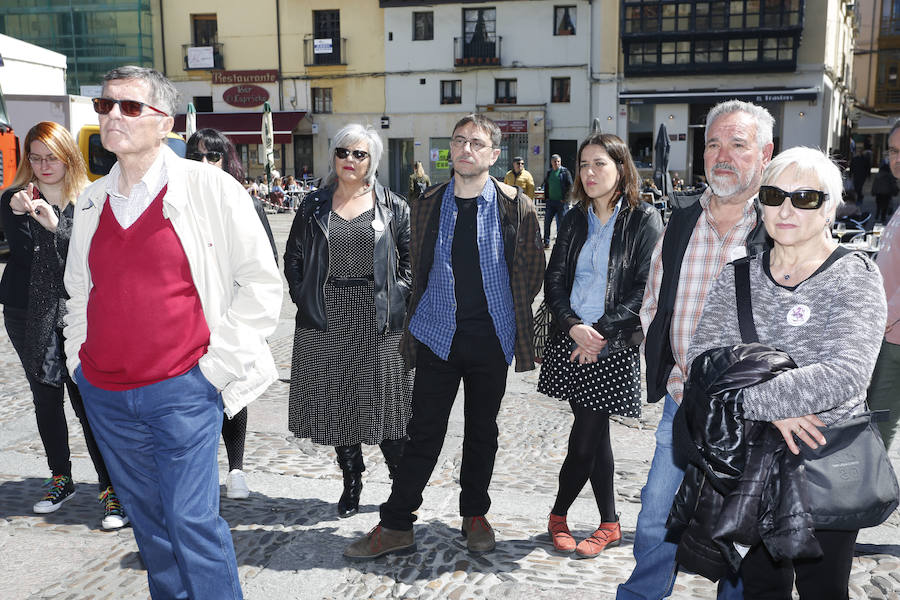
[288,208,413,446]
[537,330,641,417]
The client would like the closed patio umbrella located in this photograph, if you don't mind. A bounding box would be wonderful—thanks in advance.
[262,101,275,187]
[653,122,672,198]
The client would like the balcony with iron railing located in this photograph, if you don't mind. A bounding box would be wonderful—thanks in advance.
[304,37,348,66]
[454,36,502,67]
[875,86,900,107]
[182,43,224,70]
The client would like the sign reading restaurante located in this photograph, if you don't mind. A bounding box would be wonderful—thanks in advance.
[213,70,279,85]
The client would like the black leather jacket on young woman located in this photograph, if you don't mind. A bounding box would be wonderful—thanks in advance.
[283,181,412,333]
[544,199,663,353]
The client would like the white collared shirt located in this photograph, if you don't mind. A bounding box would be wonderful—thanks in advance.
[105,150,168,228]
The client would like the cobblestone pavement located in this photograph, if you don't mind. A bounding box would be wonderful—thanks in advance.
[1,213,898,600]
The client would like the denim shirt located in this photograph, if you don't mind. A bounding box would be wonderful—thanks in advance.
[409,178,516,363]
[570,201,621,325]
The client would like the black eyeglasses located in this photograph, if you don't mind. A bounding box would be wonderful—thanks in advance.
[758,185,828,210]
[92,97,168,117]
[187,151,223,163]
[335,147,369,160]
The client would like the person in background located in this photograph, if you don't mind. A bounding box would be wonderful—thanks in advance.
[408,160,431,203]
[187,128,279,500]
[849,145,871,204]
[344,113,544,560]
[672,172,685,191]
[540,133,662,558]
[542,153,574,248]
[269,176,285,208]
[284,174,302,211]
[66,66,281,599]
[871,160,897,225]
[504,156,535,200]
[618,100,775,600]
[284,123,414,519]
[868,120,900,450]
[0,121,127,530]
[686,146,885,598]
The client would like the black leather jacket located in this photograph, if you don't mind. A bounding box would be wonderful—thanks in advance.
[544,200,663,353]
[283,182,412,333]
[668,343,823,582]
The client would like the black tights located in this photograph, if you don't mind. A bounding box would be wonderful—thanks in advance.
[221,407,247,471]
[551,400,616,522]
[741,529,858,599]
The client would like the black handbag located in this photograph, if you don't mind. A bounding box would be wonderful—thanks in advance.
[733,257,899,530]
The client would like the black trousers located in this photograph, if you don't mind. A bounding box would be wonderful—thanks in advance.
[379,334,508,530]
[543,200,567,244]
[741,528,858,600]
[4,306,111,489]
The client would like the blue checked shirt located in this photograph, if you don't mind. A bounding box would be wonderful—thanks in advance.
[409,178,517,363]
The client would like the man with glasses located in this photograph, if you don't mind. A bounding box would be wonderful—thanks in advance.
[64,66,281,600]
[618,100,774,600]
[867,120,900,452]
[345,113,544,559]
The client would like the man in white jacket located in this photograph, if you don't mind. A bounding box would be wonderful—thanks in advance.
[64,66,281,600]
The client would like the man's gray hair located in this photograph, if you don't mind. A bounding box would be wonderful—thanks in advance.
[760,146,843,219]
[324,123,383,188]
[705,100,775,151]
[889,120,900,139]
[551,154,561,161]
[103,66,180,117]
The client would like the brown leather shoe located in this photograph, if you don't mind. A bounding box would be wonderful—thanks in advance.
[343,524,415,559]
[461,516,496,552]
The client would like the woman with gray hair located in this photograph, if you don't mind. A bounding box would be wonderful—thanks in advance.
[284,123,414,518]
[684,146,887,597]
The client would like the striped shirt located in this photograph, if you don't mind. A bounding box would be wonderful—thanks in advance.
[640,190,758,402]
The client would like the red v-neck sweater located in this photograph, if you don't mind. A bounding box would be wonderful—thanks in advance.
[79,186,210,390]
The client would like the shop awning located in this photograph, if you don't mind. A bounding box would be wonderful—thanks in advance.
[618,87,819,105]
[173,111,305,144]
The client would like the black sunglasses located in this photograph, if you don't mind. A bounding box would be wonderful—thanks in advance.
[335,147,369,160]
[92,97,168,117]
[758,185,828,210]
[187,151,223,163]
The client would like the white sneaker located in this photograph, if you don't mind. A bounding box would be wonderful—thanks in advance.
[225,469,250,499]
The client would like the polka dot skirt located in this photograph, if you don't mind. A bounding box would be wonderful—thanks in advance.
[537,330,641,417]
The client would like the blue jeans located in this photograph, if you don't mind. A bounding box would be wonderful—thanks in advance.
[617,394,742,600]
[543,199,569,244]
[76,365,242,600]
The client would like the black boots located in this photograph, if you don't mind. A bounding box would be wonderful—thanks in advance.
[379,437,407,480]
[335,444,364,518]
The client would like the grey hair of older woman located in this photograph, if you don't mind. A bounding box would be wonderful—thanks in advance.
[324,123,383,188]
[760,146,844,221]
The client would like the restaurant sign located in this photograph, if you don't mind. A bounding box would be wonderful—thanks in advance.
[223,85,270,108]
[213,70,279,85]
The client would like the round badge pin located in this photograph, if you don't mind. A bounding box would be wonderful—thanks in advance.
[786,304,811,326]
[371,220,385,232]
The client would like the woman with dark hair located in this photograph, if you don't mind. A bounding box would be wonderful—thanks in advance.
[0,122,127,528]
[539,133,663,557]
[284,123,413,518]
[186,128,278,499]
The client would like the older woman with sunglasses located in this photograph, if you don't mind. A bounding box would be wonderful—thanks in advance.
[0,122,127,528]
[185,128,277,499]
[284,123,413,518]
[685,147,886,598]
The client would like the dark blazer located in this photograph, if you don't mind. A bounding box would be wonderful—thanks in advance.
[544,199,663,354]
[0,188,33,309]
[544,166,574,203]
[398,176,545,372]
[283,181,411,333]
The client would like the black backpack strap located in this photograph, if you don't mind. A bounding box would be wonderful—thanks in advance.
[733,257,759,343]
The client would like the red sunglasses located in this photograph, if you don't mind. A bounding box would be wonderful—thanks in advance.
[92,97,168,117]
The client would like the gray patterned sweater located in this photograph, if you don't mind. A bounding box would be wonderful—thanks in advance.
[686,249,886,425]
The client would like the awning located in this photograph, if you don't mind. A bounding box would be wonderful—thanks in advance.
[619,87,819,105]
[172,111,305,144]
